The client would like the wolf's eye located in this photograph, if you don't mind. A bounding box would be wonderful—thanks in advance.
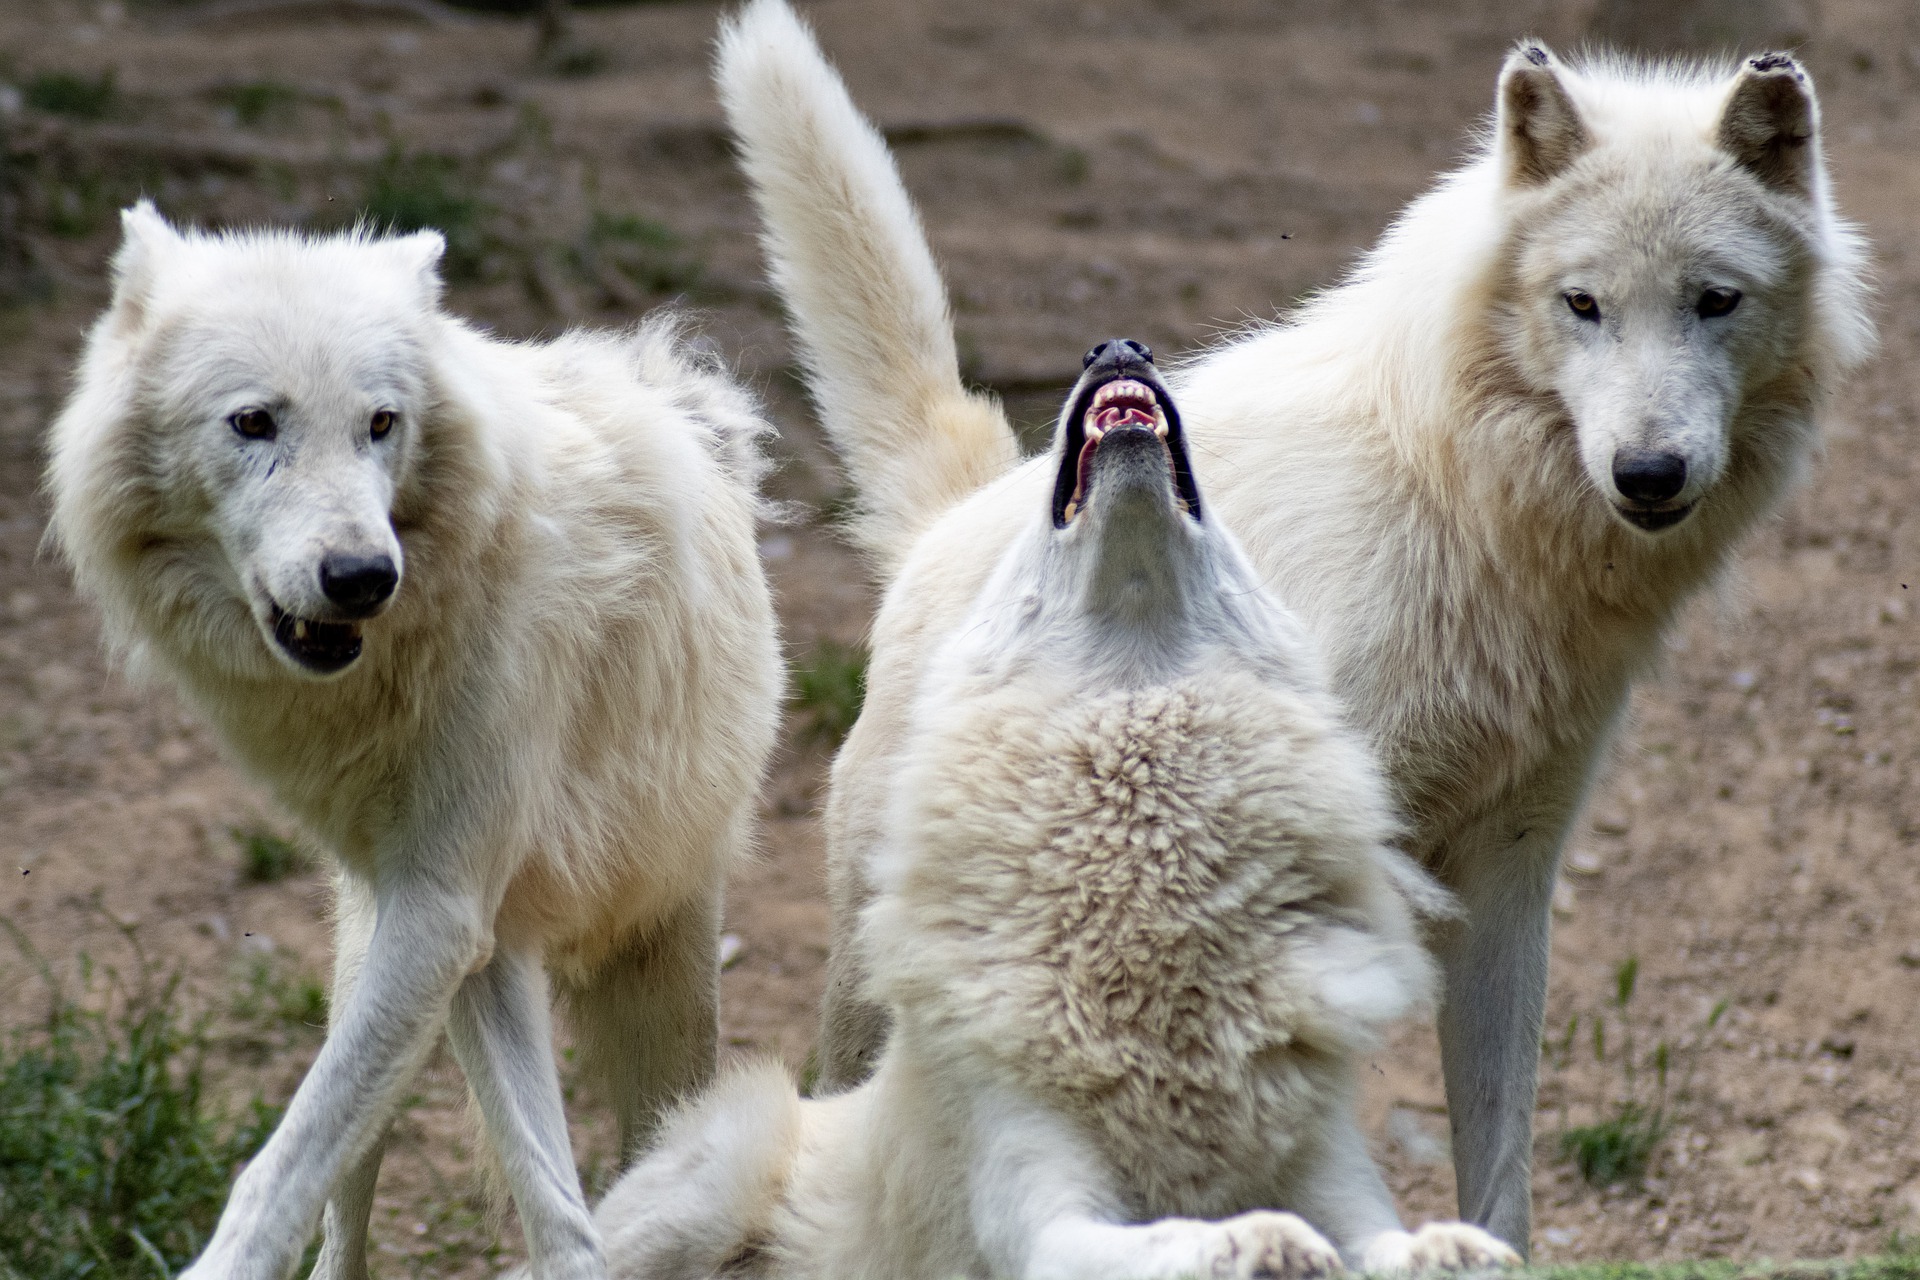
[1697,287,1742,319]
[370,409,396,441]
[229,408,276,441]
[1565,291,1601,322]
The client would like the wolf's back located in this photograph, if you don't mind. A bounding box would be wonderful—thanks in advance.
[716,0,1018,578]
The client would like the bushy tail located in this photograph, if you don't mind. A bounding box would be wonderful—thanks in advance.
[592,1061,803,1280]
[715,0,1018,579]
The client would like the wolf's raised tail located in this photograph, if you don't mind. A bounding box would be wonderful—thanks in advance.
[592,1062,803,1280]
[716,0,1018,578]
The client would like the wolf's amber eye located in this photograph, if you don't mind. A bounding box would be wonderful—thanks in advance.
[229,408,276,441]
[370,409,396,441]
[1565,291,1600,322]
[1697,287,1742,319]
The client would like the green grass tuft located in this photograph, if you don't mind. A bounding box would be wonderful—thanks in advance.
[229,954,328,1033]
[0,926,281,1280]
[1530,1249,1920,1280]
[1549,956,1727,1190]
[1558,1099,1666,1188]
[790,641,867,747]
[24,69,117,121]
[233,827,305,884]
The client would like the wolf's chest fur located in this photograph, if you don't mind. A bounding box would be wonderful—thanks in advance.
[883,669,1394,1217]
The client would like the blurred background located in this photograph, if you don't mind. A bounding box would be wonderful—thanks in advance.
[0,0,1916,1273]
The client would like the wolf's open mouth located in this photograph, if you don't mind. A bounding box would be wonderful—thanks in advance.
[269,601,364,674]
[1052,376,1202,527]
[1616,502,1695,533]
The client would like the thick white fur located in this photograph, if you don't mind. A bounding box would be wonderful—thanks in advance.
[714,0,1014,575]
[718,2,1874,1256]
[593,351,1517,1276]
[45,206,782,1280]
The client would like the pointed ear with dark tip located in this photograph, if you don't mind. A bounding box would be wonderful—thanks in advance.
[1717,53,1818,196]
[1495,43,1589,188]
[109,200,182,335]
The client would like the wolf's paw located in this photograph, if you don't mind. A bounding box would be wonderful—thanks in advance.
[1357,1222,1519,1273]
[1207,1210,1345,1279]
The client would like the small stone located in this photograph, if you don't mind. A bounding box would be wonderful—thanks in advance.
[1789,1167,1826,1195]
[1565,848,1603,876]
[719,933,745,971]
[1720,1131,1770,1168]
[1591,811,1631,836]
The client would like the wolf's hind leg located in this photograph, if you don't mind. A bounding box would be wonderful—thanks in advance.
[815,936,888,1092]
[447,946,603,1278]
[969,1087,1342,1280]
[559,889,721,1166]
[309,1136,385,1280]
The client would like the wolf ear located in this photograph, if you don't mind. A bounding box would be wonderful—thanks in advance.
[387,230,447,303]
[1718,53,1818,196]
[1495,44,1589,188]
[109,200,182,334]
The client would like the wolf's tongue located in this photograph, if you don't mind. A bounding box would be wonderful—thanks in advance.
[1093,405,1156,431]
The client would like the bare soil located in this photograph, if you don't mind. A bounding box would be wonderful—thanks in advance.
[1,0,1918,1269]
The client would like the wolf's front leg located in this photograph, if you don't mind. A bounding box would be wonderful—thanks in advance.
[968,1088,1342,1280]
[1430,762,1593,1258]
[180,884,490,1280]
[447,945,603,1279]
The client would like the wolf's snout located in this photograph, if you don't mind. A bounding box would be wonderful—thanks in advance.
[320,552,399,617]
[1611,448,1688,504]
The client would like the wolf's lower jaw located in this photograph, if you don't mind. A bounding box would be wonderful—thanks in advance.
[268,600,364,673]
[1614,501,1695,533]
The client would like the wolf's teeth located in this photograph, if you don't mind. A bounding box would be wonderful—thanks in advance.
[1086,425,1104,442]
[293,620,308,640]
[1063,500,1078,522]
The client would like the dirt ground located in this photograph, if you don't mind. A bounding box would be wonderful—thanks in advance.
[2,0,1919,1269]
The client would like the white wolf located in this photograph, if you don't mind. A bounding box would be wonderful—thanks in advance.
[590,339,1518,1278]
[45,205,782,1280]
[716,0,1873,1253]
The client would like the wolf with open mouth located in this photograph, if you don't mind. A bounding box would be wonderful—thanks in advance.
[45,205,782,1280]
[586,341,1515,1279]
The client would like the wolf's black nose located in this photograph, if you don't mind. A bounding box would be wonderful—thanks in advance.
[320,553,399,616]
[1084,338,1154,378]
[1612,448,1688,504]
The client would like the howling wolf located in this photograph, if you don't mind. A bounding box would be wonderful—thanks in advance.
[715,0,1873,1252]
[589,340,1517,1278]
[46,205,782,1280]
